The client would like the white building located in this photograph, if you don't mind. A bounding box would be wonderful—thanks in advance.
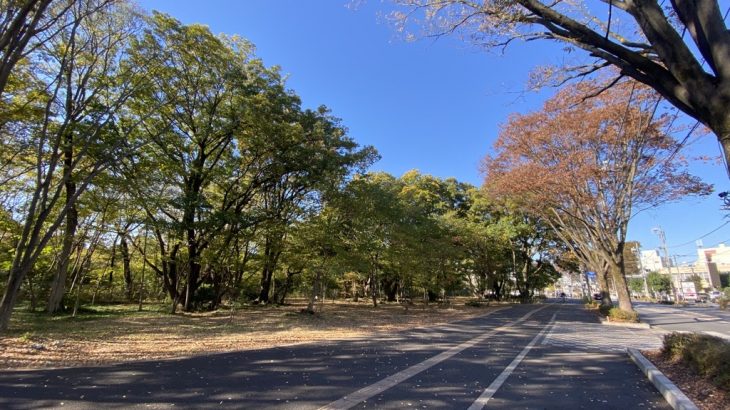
[640,249,665,272]
[697,243,730,265]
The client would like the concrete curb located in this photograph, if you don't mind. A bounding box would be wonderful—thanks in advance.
[600,319,651,329]
[627,348,698,410]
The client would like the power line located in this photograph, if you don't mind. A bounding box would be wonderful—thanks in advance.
[703,237,730,249]
[667,221,730,248]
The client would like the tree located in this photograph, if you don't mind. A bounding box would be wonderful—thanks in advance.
[337,173,405,307]
[647,271,671,295]
[449,188,514,300]
[628,277,645,295]
[623,241,642,276]
[124,12,275,312]
[393,0,730,177]
[0,0,140,330]
[0,0,74,99]
[252,107,376,304]
[688,273,704,292]
[484,81,710,312]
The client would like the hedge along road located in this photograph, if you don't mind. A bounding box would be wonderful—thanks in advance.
[0,303,670,409]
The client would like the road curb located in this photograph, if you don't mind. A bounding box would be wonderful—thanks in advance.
[627,348,698,410]
[601,319,651,329]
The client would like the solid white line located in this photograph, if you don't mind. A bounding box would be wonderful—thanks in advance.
[467,313,557,410]
[318,305,551,410]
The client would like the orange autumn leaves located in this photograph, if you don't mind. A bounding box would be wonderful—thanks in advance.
[483,81,711,218]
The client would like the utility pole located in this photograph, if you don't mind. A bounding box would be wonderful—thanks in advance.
[652,227,679,302]
[672,255,686,300]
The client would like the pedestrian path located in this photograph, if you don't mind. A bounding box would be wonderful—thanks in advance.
[541,308,664,353]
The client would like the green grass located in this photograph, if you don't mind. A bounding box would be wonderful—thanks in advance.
[7,303,171,338]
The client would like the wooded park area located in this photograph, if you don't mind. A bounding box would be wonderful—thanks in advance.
[0,0,716,334]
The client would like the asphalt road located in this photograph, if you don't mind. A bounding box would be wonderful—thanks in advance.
[635,301,730,339]
[0,303,671,409]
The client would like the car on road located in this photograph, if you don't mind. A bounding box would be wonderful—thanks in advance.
[709,290,722,302]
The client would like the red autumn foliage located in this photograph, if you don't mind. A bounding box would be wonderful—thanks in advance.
[483,80,711,311]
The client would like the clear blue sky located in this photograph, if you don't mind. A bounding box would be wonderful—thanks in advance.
[139,0,729,265]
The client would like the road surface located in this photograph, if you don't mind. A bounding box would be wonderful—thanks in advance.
[0,303,670,409]
[635,301,730,340]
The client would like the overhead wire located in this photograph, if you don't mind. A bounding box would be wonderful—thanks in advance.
[667,220,730,248]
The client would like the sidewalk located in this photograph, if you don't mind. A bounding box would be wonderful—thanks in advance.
[543,306,664,353]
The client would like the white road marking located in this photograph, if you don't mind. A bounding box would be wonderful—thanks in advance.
[467,314,556,410]
[318,305,551,410]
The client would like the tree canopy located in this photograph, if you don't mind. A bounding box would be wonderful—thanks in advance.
[484,80,709,311]
[393,0,730,178]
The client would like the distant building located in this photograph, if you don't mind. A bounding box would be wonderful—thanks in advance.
[640,250,665,272]
[698,243,730,265]
[649,244,729,291]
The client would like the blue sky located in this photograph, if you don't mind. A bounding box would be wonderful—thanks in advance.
[139,0,729,264]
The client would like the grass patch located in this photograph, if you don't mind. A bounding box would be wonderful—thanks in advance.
[662,332,730,392]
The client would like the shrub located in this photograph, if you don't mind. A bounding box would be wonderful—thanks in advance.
[584,300,599,310]
[662,332,730,391]
[719,298,729,310]
[598,304,612,316]
[607,307,639,322]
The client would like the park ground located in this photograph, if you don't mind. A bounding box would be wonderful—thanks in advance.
[0,299,489,369]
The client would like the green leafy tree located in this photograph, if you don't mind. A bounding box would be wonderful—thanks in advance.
[628,277,646,295]
[125,12,304,312]
[688,274,704,293]
[647,271,672,296]
[0,0,141,330]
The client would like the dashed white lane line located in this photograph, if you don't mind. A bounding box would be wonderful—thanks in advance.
[468,313,557,410]
[318,305,551,410]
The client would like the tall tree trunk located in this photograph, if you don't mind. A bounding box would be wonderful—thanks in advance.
[120,234,132,301]
[25,275,36,312]
[274,268,300,305]
[306,270,321,313]
[0,255,34,330]
[257,236,283,304]
[183,225,199,311]
[609,260,634,312]
[47,137,77,314]
[370,270,378,307]
[257,238,274,304]
[596,267,613,307]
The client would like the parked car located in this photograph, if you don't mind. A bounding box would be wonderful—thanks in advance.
[696,293,709,303]
[592,293,603,301]
[709,290,722,302]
